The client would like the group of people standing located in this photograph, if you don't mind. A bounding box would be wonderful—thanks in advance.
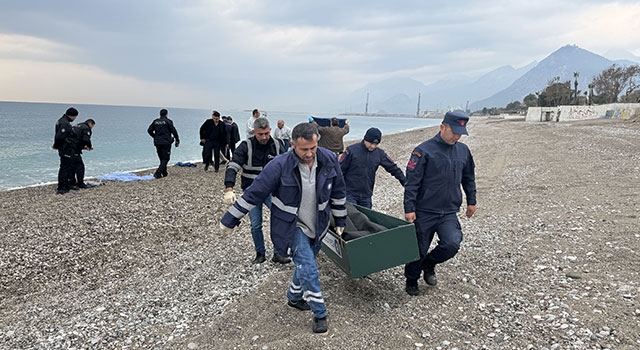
[52,107,96,194]
[220,110,477,335]
[54,105,476,336]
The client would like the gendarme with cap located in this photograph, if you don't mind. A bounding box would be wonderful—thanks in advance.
[443,111,469,135]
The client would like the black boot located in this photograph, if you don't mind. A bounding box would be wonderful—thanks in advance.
[405,279,419,296]
[272,253,291,264]
[423,262,437,286]
[252,252,266,264]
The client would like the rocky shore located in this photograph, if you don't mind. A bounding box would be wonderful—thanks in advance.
[1,117,639,349]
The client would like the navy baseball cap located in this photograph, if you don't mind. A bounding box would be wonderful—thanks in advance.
[443,111,469,135]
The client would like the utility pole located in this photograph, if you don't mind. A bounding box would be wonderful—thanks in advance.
[416,93,421,116]
[365,93,369,115]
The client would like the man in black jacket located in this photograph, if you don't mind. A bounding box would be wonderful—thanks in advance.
[222,116,241,161]
[52,107,79,194]
[223,117,288,264]
[147,109,180,178]
[339,127,406,208]
[70,119,95,189]
[200,110,228,172]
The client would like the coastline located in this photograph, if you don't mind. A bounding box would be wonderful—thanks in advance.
[2,117,639,349]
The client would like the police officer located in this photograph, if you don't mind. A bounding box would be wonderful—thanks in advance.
[147,109,180,179]
[223,117,288,264]
[403,111,477,296]
[70,119,95,189]
[339,127,406,208]
[52,107,79,194]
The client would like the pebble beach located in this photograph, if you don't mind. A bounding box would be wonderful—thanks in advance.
[1,116,639,349]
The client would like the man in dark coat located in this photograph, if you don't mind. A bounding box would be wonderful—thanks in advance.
[52,107,79,194]
[339,127,406,208]
[199,110,228,172]
[147,109,180,178]
[70,119,96,189]
[223,116,241,160]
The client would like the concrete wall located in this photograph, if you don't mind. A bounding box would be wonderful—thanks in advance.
[526,103,640,122]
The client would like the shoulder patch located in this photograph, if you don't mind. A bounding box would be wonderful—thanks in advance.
[407,158,417,170]
[412,151,422,158]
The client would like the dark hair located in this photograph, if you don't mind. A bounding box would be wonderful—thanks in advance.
[331,117,339,126]
[212,110,220,117]
[253,117,270,129]
[252,109,260,117]
[160,109,168,117]
[85,119,96,125]
[292,122,319,143]
[65,107,78,117]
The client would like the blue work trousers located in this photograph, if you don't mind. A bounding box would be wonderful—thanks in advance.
[404,212,463,281]
[249,194,272,255]
[286,228,326,318]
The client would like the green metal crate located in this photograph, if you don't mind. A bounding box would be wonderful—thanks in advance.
[321,205,419,278]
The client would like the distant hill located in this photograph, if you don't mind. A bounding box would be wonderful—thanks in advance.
[470,45,628,110]
[341,44,640,114]
[341,62,535,114]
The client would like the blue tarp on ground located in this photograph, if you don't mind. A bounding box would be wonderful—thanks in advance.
[99,172,155,182]
[174,161,197,167]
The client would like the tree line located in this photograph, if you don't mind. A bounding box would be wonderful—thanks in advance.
[480,63,640,115]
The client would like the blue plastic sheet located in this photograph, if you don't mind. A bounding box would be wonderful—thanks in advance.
[99,172,155,182]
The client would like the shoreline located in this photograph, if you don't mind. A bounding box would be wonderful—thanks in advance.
[1,126,431,193]
[2,117,639,349]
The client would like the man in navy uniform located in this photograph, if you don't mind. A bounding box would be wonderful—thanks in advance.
[339,127,405,208]
[403,111,477,296]
[52,107,79,194]
[147,109,180,179]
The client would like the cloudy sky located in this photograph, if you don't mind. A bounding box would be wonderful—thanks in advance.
[1,0,639,112]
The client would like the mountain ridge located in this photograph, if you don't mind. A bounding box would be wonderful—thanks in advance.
[340,45,639,114]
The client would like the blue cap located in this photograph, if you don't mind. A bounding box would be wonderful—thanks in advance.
[443,111,469,135]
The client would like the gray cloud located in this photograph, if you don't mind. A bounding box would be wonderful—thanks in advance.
[0,0,639,110]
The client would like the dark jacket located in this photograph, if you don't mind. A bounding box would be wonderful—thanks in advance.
[229,122,241,145]
[222,147,347,255]
[72,122,93,154]
[53,114,75,151]
[147,117,179,146]
[200,119,228,146]
[403,133,476,215]
[224,137,284,190]
[339,141,406,197]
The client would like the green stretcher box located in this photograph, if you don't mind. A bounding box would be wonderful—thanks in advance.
[321,205,419,279]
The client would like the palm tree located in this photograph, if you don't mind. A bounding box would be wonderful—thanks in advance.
[573,72,580,105]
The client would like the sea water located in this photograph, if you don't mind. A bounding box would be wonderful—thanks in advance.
[0,101,440,191]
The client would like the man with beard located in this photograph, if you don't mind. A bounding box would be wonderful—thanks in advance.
[221,122,347,334]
